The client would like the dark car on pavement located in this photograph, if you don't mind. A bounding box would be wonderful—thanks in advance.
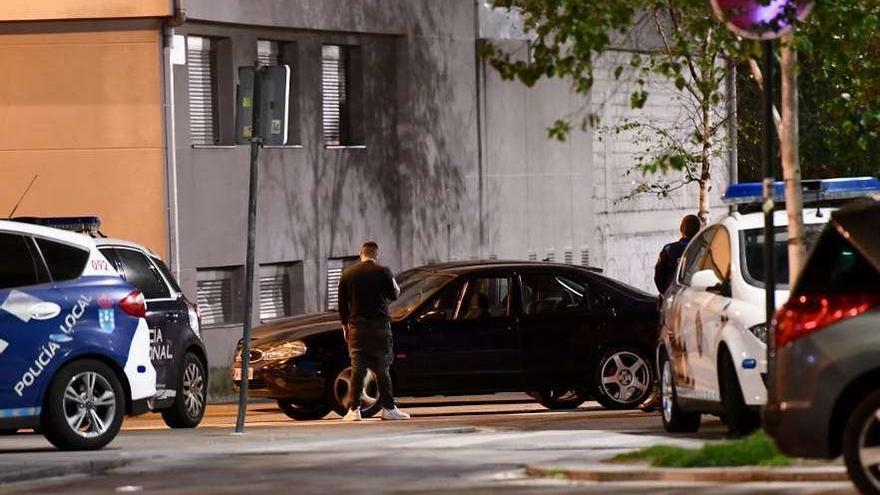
[231,261,659,420]
[764,197,880,495]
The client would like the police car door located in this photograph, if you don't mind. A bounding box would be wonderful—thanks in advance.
[0,232,62,414]
[102,247,180,396]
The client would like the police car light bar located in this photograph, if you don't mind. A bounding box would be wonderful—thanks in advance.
[13,216,103,235]
[723,177,880,205]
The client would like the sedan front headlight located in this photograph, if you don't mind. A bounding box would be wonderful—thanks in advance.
[260,341,307,362]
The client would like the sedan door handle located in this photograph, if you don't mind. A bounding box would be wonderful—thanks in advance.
[165,312,181,322]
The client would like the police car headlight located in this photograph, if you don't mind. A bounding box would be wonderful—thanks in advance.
[748,323,768,343]
[188,305,201,339]
[261,341,307,362]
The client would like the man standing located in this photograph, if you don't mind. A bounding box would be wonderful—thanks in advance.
[337,241,409,421]
[654,214,702,294]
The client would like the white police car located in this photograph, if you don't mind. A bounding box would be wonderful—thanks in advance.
[657,177,880,437]
[0,219,156,450]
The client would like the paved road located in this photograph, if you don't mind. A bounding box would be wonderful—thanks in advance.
[0,395,856,494]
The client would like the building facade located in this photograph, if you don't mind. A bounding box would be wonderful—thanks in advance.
[0,1,728,397]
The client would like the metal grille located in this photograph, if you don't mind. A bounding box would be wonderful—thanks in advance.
[321,45,346,146]
[545,250,555,263]
[257,40,279,66]
[528,251,537,261]
[564,249,573,265]
[196,278,231,326]
[187,36,216,145]
[581,248,591,267]
[326,258,344,311]
[259,272,290,321]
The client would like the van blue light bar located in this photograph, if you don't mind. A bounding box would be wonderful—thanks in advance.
[723,177,880,205]
[14,216,102,234]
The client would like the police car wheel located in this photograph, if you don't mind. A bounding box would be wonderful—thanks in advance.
[162,353,208,429]
[719,351,760,438]
[660,355,701,433]
[592,346,654,410]
[43,359,124,451]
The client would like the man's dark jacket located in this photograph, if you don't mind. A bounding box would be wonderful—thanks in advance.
[654,237,692,294]
[337,260,398,326]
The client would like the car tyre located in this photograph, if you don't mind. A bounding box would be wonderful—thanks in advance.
[326,364,381,419]
[277,399,331,421]
[719,351,760,438]
[843,389,880,495]
[531,388,587,410]
[593,346,654,410]
[43,359,125,451]
[659,355,701,433]
[161,353,208,429]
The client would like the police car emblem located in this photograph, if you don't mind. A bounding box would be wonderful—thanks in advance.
[97,296,115,332]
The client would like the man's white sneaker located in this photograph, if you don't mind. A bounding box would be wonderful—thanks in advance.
[342,408,362,422]
[381,407,411,420]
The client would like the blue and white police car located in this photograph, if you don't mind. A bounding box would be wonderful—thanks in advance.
[0,219,156,450]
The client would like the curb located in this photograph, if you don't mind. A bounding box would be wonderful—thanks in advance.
[525,464,849,483]
[0,458,130,484]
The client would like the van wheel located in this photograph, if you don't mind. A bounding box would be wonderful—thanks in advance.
[843,389,880,495]
[531,389,587,410]
[327,365,381,418]
[277,399,331,421]
[162,353,207,428]
[593,346,654,410]
[660,356,701,433]
[719,351,760,438]
[43,359,124,450]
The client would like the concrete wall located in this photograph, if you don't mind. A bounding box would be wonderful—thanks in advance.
[0,20,169,258]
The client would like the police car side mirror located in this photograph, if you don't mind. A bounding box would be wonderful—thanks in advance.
[691,269,722,293]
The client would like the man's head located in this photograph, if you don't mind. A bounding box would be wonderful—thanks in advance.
[680,214,701,239]
[359,241,379,262]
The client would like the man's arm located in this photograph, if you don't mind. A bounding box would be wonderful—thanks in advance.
[337,273,350,326]
[654,248,670,294]
[385,267,400,301]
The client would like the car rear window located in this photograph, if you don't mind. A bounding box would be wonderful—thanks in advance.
[113,248,171,300]
[0,233,41,289]
[35,238,89,282]
[795,227,880,295]
[152,257,182,294]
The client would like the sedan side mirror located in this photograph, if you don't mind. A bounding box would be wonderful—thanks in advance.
[417,309,448,322]
[691,269,723,293]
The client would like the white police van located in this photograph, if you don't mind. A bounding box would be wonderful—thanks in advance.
[657,177,880,437]
[0,219,156,450]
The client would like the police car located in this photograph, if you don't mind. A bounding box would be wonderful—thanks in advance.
[0,219,156,450]
[16,218,208,430]
[657,178,880,437]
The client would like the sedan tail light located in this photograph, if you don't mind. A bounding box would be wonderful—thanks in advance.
[120,290,147,318]
[774,293,880,348]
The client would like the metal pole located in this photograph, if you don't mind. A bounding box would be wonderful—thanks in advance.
[761,40,776,352]
[726,61,738,213]
[235,67,263,434]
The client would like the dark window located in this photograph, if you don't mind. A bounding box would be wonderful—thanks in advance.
[259,262,305,321]
[326,256,359,311]
[520,273,587,316]
[0,233,40,289]
[414,280,463,321]
[796,228,880,294]
[188,35,219,145]
[740,223,825,288]
[114,249,171,300]
[197,267,244,326]
[152,257,183,294]
[36,238,88,282]
[321,44,364,146]
[458,276,511,320]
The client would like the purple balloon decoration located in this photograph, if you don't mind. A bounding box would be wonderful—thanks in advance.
[710,0,812,39]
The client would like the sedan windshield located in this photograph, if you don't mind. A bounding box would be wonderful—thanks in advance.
[741,223,825,288]
[389,274,453,320]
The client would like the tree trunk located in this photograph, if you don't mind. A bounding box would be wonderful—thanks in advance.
[698,102,712,225]
[781,33,807,286]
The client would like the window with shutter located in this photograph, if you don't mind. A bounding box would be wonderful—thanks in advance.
[257,40,279,66]
[326,256,358,311]
[196,267,243,327]
[580,248,591,267]
[322,45,346,146]
[258,262,304,321]
[187,36,217,145]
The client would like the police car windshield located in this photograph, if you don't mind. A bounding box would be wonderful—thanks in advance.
[740,224,825,288]
[389,274,452,320]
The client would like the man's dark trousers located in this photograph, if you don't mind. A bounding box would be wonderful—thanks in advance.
[347,318,395,410]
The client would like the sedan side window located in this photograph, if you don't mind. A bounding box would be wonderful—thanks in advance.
[457,277,511,320]
[520,273,587,316]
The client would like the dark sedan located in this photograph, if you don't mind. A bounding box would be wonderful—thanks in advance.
[231,261,659,420]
